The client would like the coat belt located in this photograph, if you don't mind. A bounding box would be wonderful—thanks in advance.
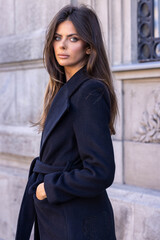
[15,157,83,240]
[33,159,64,174]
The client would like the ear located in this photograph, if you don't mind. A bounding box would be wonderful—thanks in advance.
[86,47,91,55]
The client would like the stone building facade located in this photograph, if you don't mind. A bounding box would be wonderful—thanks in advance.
[0,0,160,239]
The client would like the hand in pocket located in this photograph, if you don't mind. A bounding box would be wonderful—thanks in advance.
[36,182,47,200]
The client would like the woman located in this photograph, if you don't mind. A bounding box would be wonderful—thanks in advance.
[16,4,118,240]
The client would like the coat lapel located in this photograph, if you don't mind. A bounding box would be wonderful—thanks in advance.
[40,66,89,155]
[40,84,69,153]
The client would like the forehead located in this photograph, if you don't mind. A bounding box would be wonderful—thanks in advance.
[56,20,77,34]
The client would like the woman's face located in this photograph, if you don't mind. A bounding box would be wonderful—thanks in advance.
[53,20,88,76]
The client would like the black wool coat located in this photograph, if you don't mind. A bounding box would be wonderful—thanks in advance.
[16,67,116,240]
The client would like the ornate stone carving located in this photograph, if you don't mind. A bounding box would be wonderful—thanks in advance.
[134,90,160,143]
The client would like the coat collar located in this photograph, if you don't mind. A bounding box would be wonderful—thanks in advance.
[40,66,90,155]
[66,65,89,98]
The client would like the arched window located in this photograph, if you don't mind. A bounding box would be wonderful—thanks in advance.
[138,0,160,62]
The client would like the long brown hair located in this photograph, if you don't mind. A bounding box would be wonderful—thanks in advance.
[37,4,118,134]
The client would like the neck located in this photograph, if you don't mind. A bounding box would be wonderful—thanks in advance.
[64,64,85,81]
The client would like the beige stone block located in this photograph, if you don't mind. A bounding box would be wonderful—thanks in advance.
[0,165,27,240]
[0,68,47,126]
[122,0,132,64]
[0,32,45,63]
[0,72,16,125]
[0,125,40,157]
[0,0,14,37]
[113,140,123,184]
[77,0,92,6]
[122,0,138,64]
[130,0,138,63]
[112,77,122,140]
[0,177,10,240]
[133,206,160,240]
[112,200,134,240]
[109,0,122,65]
[108,184,160,240]
[15,68,48,125]
[15,0,70,34]
[124,141,160,190]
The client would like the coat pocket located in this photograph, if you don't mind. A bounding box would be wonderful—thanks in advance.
[33,193,48,204]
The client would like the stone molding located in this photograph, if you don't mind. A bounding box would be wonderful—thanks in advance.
[112,62,160,72]
[108,183,160,207]
[0,59,44,72]
[112,62,160,80]
[0,153,32,170]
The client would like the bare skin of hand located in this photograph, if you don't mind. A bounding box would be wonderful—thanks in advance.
[36,183,47,200]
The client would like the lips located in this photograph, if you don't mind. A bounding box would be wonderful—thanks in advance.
[57,54,69,59]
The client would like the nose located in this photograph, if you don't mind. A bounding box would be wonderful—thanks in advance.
[59,38,67,49]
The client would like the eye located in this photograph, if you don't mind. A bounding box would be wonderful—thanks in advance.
[70,37,79,42]
[54,35,61,41]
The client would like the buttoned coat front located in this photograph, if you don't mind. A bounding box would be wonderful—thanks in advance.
[16,67,116,240]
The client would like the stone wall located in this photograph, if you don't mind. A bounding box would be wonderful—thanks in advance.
[111,63,160,240]
[0,0,160,239]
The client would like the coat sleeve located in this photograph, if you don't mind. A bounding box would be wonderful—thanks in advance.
[44,81,115,204]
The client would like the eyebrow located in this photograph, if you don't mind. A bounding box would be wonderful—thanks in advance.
[55,33,79,37]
